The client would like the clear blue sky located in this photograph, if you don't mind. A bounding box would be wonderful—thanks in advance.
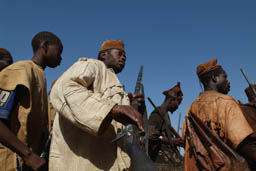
[1,0,256,134]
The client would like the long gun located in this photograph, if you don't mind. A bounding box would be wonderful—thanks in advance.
[240,68,256,101]
[186,112,248,170]
[134,65,143,95]
[132,65,149,155]
[112,66,157,171]
[40,133,52,158]
[147,97,183,160]
[177,112,182,151]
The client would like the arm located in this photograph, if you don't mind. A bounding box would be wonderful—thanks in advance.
[148,110,163,139]
[237,134,256,165]
[52,61,143,136]
[159,136,184,147]
[225,99,253,149]
[0,87,45,170]
[0,120,45,170]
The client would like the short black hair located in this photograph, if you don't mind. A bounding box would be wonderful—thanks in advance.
[199,67,224,87]
[31,31,60,52]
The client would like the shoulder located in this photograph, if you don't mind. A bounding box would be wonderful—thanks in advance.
[77,58,104,65]
[240,103,256,110]
[0,61,35,91]
[5,60,34,71]
[74,58,109,74]
[69,58,105,71]
[149,108,164,119]
[200,91,236,102]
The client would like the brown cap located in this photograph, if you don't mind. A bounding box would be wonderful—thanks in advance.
[163,82,183,99]
[197,59,221,77]
[100,40,125,52]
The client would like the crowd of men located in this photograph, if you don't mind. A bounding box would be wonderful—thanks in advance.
[0,31,255,171]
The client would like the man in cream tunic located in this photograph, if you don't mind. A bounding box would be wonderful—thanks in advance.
[49,40,143,171]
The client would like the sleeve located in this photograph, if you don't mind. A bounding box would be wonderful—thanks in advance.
[52,61,117,136]
[0,62,32,119]
[0,90,15,119]
[0,62,32,92]
[225,99,253,149]
[148,111,164,137]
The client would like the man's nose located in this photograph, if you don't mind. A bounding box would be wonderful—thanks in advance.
[120,55,126,62]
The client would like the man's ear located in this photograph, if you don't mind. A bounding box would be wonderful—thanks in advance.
[99,51,106,60]
[212,74,218,83]
[39,41,49,54]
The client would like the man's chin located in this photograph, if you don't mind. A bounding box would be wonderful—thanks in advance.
[222,89,230,95]
[114,67,125,74]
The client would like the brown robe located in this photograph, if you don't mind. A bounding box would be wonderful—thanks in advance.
[183,91,253,171]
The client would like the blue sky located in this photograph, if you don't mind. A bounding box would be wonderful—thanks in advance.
[1,0,256,134]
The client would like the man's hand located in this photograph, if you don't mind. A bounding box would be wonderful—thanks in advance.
[160,136,184,147]
[172,138,185,147]
[110,105,144,131]
[128,93,145,113]
[0,120,46,170]
[24,152,46,170]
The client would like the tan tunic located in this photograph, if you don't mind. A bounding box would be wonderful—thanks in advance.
[49,58,131,171]
[182,91,253,171]
[0,60,49,171]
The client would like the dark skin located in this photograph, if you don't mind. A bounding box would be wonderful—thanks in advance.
[32,40,63,69]
[203,70,230,94]
[0,40,63,170]
[98,48,144,134]
[203,69,256,165]
[157,91,184,147]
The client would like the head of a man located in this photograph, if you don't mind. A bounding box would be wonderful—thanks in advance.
[98,40,126,74]
[0,48,13,71]
[32,31,63,68]
[163,82,183,113]
[245,85,256,103]
[197,59,230,94]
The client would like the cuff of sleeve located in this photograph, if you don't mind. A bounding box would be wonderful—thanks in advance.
[60,98,118,136]
[75,100,117,136]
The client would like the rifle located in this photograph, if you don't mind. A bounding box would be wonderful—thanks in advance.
[147,97,183,160]
[177,112,182,135]
[185,112,249,170]
[112,66,157,171]
[240,68,256,101]
[40,133,52,158]
[132,65,149,155]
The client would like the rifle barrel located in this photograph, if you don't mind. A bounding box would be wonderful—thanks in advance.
[177,112,181,135]
[240,68,256,98]
[240,69,252,85]
[134,65,143,94]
